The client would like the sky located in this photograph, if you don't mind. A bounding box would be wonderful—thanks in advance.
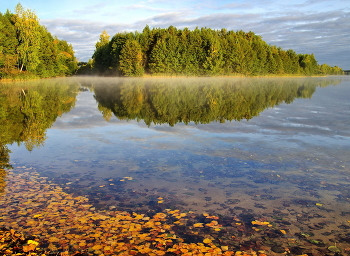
[2,0,350,69]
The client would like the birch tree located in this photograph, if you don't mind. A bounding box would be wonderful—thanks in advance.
[14,3,41,72]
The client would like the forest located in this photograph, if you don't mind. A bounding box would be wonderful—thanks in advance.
[81,26,344,77]
[0,4,344,79]
[0,4,78,80]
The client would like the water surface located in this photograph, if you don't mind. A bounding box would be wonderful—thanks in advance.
[1,76,350,253]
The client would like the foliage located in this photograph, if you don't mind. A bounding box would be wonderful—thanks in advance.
[0,171,292,255]
[90,25,344,77]
[119,39,144,76]
[0,4,78,80]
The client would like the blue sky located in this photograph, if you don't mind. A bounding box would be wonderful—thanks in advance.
[2,0,350,69]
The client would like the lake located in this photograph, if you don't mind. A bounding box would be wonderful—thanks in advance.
[1,76,350,255]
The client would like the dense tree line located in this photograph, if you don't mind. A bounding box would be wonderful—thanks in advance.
[0,4,78,80]
[86,26,343,77]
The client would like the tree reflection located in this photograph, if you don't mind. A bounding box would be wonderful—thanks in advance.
[0,80,80,181]
[0,144,11,194]
[87,78,340,126]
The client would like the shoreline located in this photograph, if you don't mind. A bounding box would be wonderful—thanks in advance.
[2,73,343,84]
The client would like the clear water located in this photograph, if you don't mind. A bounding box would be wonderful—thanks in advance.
[1,76,350,250]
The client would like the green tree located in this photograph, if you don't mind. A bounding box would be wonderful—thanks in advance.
[108,32,135,75]
[148,27,182,74]
[0,11,18,77]
[0,5,78,79]
[55,39,78,76]
[35,26,57,77]
[13,3,41,72]
[201,29,224,75]
[92,30,111,74]
[299,53,318,75]
[119,39,144,76]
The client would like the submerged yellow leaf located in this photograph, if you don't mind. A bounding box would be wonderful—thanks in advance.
[91,244,103,250]
[27,240,39,246]
[48,236,60,243]
[221,245,229,251]
[203,238,212,244]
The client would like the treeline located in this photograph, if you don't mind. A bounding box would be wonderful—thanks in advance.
[82,25,343,77]
[0,4,78,80]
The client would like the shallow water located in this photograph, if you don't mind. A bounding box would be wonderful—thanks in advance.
[1,76,350,253]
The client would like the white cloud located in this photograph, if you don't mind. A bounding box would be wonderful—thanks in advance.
[39,0,349,68]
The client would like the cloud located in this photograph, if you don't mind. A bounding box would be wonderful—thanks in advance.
[124,4,168,12]
[42,18,135,61]
[42,4,350,68]
[71,2,110,16]
[255,10,350,66]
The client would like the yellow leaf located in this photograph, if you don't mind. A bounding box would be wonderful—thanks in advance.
[203,238,212,244]
[221,246,229,251]
[193,223,204,227]
[27,240,39,246]
[23,244,36,252]
[48,243,58,251]
[280,229,287,235]
[48,236,60,243]
[92,244,103,250]
[133,214,144,220]
[104,246,112,251]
